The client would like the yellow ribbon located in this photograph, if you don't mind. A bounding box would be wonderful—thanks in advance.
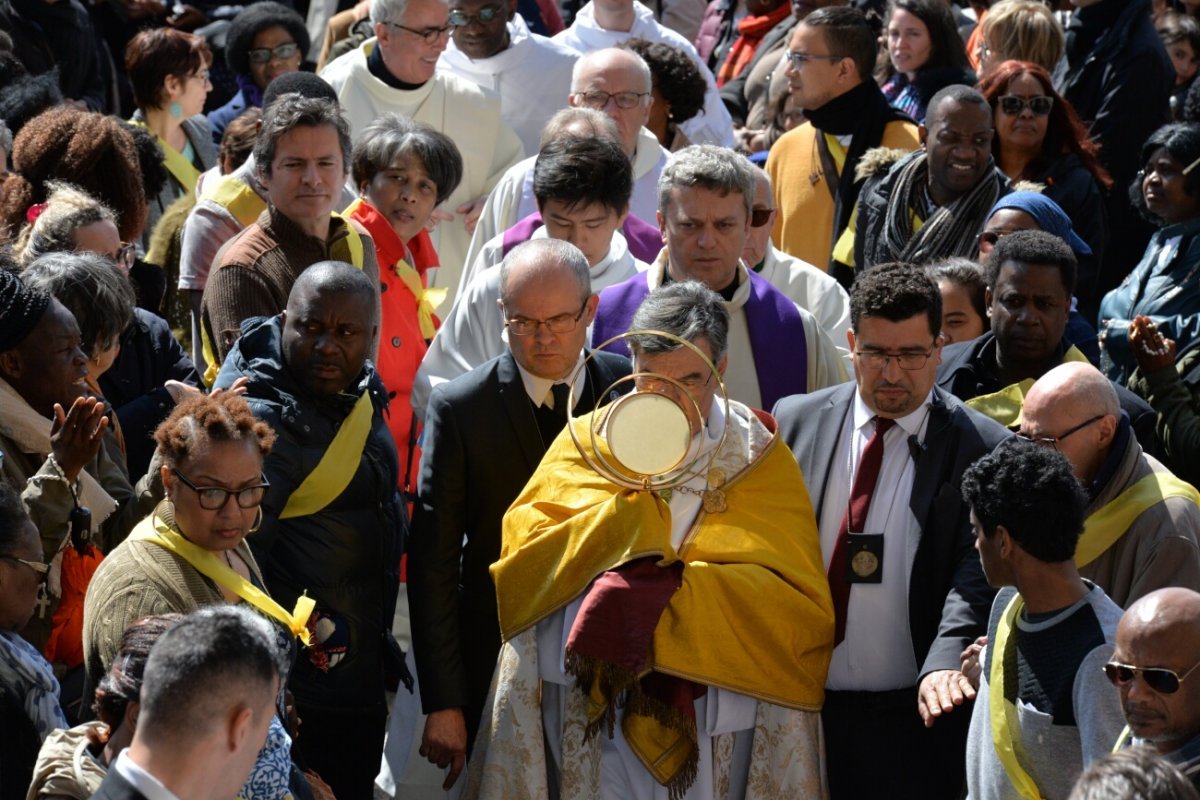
[990,594,1046,800]
[1077,472,1200,567]
[130,120,201,194]
[966,346,1091,428]
[132,509,314,644]
[392,260,445,340]
[280,388,374,519]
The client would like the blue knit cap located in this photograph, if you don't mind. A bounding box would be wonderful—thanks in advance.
[986,191,1092,258]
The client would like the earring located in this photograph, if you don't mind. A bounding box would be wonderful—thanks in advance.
[169,101,184,119]
[248,506,263,534]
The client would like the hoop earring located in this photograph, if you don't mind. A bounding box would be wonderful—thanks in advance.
[249,506,263,534]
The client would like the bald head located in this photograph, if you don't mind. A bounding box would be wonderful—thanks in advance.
[1022,363,1120,483]
[570,48,653,156]
[1114,588,1200,751]
[539,107,622,149]
[289,261,379,326]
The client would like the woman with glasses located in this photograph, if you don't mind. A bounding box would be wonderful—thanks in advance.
[977,60,1111,315]
[124,28,218,249]
[207,2,310,146]
[878,0,974,124]
[17,194,203,480]
[0,482,66,799]
[1100,123,1200,384]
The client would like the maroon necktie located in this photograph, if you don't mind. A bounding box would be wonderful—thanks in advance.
[828,416,895,647]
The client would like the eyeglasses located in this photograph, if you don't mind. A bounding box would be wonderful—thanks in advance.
[248,42,300,64]
[854,345,937,371]
[114,242,137,270]
[448,5,503,25]
[783,50,845,69]
[572,90,651,110]
[171,469,270,510]
[750,207,774,228]
[385,20,457,44]
[1104,658,1200,695]
[504,302,588,336]
[0,555,50,580]
[997,95,1053,117]
[1016,414,1104,450]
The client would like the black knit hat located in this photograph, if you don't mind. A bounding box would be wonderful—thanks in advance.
[225,2,311,76]
[0,268,51,351]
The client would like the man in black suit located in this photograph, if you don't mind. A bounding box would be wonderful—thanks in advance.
[407,238,631,789]
[90,606,284,800]
[774,263,1010,799]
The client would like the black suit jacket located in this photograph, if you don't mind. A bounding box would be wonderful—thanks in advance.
[774,383,1011,678]
[407,349,631,724]
[89,767,149,800]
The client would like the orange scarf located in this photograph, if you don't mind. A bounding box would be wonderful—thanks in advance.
[716,3,792,88]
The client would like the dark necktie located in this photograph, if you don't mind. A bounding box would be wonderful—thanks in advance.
[828,416,895,647]
[551,382,572,418]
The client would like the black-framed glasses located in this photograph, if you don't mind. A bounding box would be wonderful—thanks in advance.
[783,50,845,69]
[854,344,937,371]
[504,302,588,336]
[997,95,1053,117]
[750,207,774,228]
[1104,658,1200,695]
[1016,414,1104,450]
[172,469,270,510]
[0,554,50,581]
[385,20,457,44]
[448,4,503,26]
[248,42,300,64]
[572,90,650,110]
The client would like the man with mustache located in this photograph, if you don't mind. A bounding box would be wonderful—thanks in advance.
[214,262,401,799]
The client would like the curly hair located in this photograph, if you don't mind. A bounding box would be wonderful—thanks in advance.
[619,39,706,125]
[154,392,275,468]
[0,70,63,140]
[849,262,943,338]
[225,1,310,76]
[125,28,213,111]
[977,60,1112,190]
[93,614,184,730]
[985,229,1077,295]
[0,107,148,243]
[14,182,117,266]
[119,121,171,202]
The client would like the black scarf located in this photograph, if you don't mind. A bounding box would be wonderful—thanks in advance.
[804,79,913,282]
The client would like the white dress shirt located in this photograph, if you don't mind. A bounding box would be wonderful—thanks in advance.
[112,750,180,800]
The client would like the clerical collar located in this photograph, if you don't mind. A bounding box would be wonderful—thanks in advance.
[367,44,427,90]
[662,263,739,301]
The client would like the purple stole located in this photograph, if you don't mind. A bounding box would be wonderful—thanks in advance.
[592,267,810,410]
[500,212,664,264]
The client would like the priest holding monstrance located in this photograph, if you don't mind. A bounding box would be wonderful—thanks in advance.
[462,280,835,799]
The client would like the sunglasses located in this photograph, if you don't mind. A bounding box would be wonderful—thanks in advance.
[997,95,1053,117]
[750,207,774,228]
[1104,658,1200,694]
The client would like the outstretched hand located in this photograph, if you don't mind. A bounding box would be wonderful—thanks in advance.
[50,397,109,484]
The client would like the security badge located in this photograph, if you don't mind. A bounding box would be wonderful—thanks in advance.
[845,533,884,583]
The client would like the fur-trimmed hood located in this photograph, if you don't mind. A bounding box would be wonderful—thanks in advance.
[855,146,912,182]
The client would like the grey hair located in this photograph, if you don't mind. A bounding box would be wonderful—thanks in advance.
[571,48,653,94]
[21,250,135,356]
[658,145,754,218]
[254,93,352,178]
[0,120,12,154]
[15,182,118,267]
[351,112,464,206]
[499,238,591,307]
[538,107,620,148]
[371,0,447,24]
[627,281,729,362]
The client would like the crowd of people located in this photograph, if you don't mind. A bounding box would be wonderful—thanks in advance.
[4,0,1200,797]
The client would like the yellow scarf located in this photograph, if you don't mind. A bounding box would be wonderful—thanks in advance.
[201,172,265,226]
[200,213,366,386]
[130,120,201,194]
[989,594,1045,800]
[280,388,375,519]
[967,346,1091,428]
[1077,472,1200,567]
[131,507,314,644]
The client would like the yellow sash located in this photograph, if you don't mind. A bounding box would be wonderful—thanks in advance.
[1077,472,1200,567]
[280,388,374,519]
[990,594,1045,800]
[130,120,201,194]
[200,214,366,386]
[201,173,265,227]
[131,509,314,644]
[824,133,847,173]
[966,346,1091,428]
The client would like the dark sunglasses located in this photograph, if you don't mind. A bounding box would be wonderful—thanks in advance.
[1104,658,1200,694]
[750,207,774,228]
[997,95,1053,117]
